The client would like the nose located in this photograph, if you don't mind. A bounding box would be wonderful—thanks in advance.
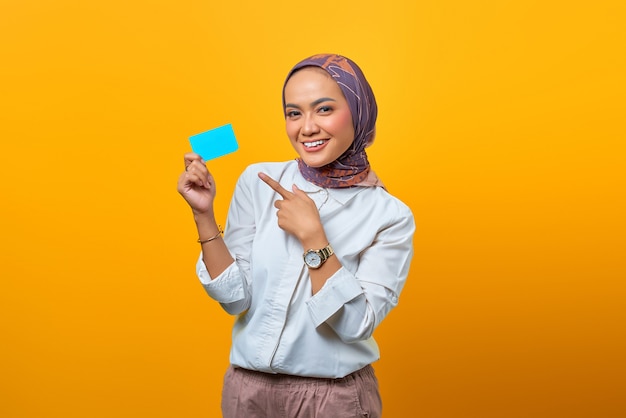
[301,114,320,137]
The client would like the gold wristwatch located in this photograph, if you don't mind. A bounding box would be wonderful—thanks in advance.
[303,244,334,269]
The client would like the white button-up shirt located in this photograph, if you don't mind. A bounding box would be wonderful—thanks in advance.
[197,160,415,378]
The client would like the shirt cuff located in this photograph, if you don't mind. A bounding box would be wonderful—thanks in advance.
[196,256,244,303]
[306,267,364,328]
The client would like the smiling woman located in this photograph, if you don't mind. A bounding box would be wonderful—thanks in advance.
[177,53,415,417]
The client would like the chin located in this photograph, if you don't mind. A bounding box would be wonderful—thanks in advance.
[300,157,331,168]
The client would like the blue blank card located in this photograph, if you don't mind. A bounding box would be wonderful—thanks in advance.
[189,123,239,161]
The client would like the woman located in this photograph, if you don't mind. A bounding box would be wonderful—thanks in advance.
[177,53,415,417]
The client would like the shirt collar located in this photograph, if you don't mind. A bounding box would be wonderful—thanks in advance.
[293,170,369,206]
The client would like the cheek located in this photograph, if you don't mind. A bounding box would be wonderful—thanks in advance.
[285,120,298,141]
[329,109,353,134]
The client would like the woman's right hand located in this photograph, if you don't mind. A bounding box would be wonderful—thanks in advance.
[177,152,216,215]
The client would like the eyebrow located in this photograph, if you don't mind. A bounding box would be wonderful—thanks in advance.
[285,97,337,109]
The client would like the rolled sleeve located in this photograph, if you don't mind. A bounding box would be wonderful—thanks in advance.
[306,267,364,328]
[196,256,246,306]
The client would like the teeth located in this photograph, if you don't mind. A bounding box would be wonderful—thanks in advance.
[303,140,325,148]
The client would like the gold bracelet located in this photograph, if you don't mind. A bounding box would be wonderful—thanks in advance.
[197,225,223,244]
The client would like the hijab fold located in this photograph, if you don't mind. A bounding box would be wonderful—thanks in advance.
[283,54,384,189]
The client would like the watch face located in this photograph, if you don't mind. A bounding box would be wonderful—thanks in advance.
[304,250,322,268]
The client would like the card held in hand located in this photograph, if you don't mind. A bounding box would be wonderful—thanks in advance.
[189,123,239,161]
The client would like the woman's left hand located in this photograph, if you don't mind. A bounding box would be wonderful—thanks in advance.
[258,172,326,247]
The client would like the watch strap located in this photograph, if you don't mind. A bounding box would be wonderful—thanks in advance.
[317,244,334,263]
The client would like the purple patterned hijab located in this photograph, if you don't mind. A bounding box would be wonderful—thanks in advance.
[282,54,382,189]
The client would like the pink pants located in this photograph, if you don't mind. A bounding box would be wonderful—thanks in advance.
[221,364,382,417]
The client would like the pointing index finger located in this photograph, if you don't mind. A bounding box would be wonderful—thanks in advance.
[258,172,292,199]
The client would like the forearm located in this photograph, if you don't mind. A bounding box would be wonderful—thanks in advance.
[308,253,341,295]
[194,211,234,279]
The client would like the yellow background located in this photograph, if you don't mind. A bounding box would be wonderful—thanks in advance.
[1,0,624,417]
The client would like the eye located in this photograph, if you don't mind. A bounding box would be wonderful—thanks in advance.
[317,106,333,114]
[285,109,301,118]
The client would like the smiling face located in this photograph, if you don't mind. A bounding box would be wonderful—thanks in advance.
[283,67,355,168]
